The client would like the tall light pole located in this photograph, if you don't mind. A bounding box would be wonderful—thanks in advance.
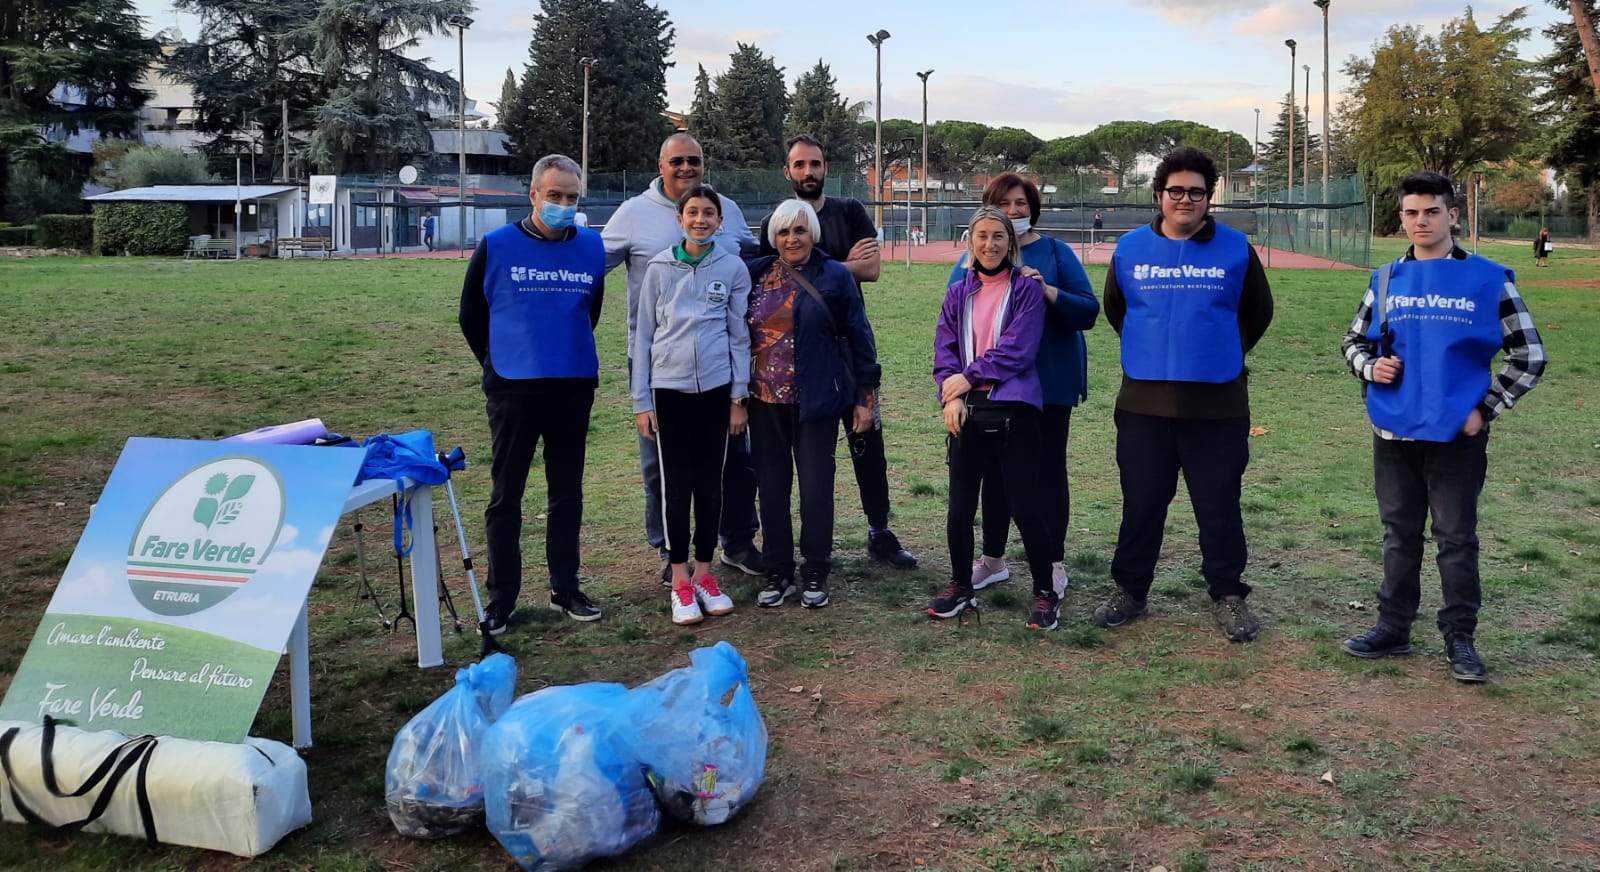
[1315,0,1331,197]
[1254,108,1261,201]
[917,69,933,242]
[1285,38,1296,203]
[579,57,597,197]
[1303,63,1311,196]
[867,29,891,227]
[902,137,915,269]
[448,13,473,254]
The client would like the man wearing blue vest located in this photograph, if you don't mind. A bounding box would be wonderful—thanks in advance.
[460,154,606,633]
[1340,170,1546,682]
[1094,146,1274,642]
[603,133,765,585]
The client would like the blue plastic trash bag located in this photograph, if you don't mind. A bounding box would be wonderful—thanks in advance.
[385,653,519,838]
[625,641,767,825]
[482,684,660,871]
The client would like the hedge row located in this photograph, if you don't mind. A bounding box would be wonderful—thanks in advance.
[0,224,36,246]
[36,214,95,250]
[92,202,189,256]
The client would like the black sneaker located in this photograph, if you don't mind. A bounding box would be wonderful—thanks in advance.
[484,615,508,637]
[1342,625,1412,659]
[1213,597,1259,643]
[1091,590,1147,628]
[549,588,602,622]
[720,545,766,576]
[659,560,672,588]
[867,528,917,568]
[926,581,976,619]
[1027,591,1060,631]
[800,569,830,609]
[757,572,797,608]
[1444,633,1487,683]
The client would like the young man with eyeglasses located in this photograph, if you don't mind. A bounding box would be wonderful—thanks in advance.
[1094,146,1274,642]
[603,133,765,585]
[1339,170,1546,682]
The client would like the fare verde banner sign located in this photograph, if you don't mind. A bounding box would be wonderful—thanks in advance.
[0,437,366,742]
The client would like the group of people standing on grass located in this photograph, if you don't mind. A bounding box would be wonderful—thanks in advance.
[459,132,1546,684]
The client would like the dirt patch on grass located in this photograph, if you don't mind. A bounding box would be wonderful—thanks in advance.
[1521,276,1600,290]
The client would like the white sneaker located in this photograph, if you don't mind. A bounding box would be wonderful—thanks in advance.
[693,573,735,616]
[1052,562,1070,598]
[671,582,704,625]
[971,557,1010,590]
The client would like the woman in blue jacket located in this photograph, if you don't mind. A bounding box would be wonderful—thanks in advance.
[947,174,1099,599]
[744,199,881,610]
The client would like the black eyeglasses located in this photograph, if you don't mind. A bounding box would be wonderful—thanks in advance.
[1162,187,1210,202]
[666,155,704,167]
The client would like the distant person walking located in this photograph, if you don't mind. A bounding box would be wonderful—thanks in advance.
[423,214,437,251]
[1534,228,1552,267]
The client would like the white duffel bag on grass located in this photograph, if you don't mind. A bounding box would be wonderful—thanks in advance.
[0,717,311,857]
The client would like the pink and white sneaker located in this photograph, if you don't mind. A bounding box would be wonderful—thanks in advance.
[693,573,735,616]
[671,581,704,625]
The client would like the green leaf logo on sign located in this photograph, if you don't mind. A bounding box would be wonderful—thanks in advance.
[127,457,286,616]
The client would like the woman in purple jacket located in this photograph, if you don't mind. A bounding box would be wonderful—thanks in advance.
[927,206,1056,630]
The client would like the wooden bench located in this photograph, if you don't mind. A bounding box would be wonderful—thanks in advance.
[185,238,237,259]
[276,236,333,258]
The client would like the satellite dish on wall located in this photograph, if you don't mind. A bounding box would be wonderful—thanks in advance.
[398,165,418,185]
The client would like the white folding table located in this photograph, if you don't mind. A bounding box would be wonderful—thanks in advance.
[286,475,445,748]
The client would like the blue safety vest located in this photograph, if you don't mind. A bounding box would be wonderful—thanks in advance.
[1113,223,1250,383]
[1365,255,1505,442]
[482,224,604,380]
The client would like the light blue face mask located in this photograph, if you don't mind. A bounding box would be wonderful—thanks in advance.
[684,229,718,245]
[539,201,578,230]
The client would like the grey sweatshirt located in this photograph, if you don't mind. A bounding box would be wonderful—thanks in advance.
[601,177,757,360]
[630,244,751,412]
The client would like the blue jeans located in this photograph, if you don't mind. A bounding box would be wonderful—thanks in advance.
[1372,429,1488,638]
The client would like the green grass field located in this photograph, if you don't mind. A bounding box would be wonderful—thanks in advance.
[1,238,1597,871]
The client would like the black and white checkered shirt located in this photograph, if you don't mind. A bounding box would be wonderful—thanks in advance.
[1341,244,1547,440]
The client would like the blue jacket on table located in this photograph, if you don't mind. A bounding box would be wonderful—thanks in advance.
[745,250,882,424]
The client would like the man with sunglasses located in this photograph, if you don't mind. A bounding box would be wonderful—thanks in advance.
[1339,170,1546,683]
[1094,146,1274,643]
[603,133,764,584]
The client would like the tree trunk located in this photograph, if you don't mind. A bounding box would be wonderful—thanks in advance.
[1575,0,1600,102]
[1589,182,1599,247]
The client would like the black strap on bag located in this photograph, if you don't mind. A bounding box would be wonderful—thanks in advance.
[0,716,159,842]
[1375,261,1395,359]
[777,260,858,398]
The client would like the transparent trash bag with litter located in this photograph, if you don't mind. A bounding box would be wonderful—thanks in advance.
[625,641,767,825]
[482,683,660,871]
[385,653,518,838]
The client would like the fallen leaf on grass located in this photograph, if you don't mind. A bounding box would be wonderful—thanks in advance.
[1249,426,1269,437]
[1328,522,1341,528]
[1347,600,1368,610]
[957,776,974,786]
[788,685,804,694]
[1521,563,1530,572]
[1320,770,1336,785]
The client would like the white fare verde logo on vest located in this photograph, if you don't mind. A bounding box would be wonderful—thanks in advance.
[1384,293,1478,313]
[127,457,286,616]
[508,265,596,285]
[1132,263,1228,281]
[708,281,727,304]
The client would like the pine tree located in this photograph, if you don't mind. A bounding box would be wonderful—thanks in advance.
[784,60,860,169]
[496,68,517,131]
[166,0,324,181]
[1543,0,1600,242]
[688,64,730,162]
[0,0,159,219]
[504,0,673,175]
[302,0,469,174]
[1257,97,1321,196]
[712,43,788,168]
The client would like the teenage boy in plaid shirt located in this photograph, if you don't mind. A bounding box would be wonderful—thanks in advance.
[1339,170,1547,682]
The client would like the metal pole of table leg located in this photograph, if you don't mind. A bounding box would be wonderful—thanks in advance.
[290,599,312,748]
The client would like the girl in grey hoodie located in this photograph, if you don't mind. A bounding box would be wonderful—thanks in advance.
[631,184,751,625]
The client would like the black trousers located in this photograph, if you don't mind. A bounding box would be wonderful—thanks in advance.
[947,403,1053,594]
[980,403,1073,564]
[841,405,893,529]
[1110,409,1251,602]
[483,386,593,619]
[749,399,837,577]
[654,385,732,565]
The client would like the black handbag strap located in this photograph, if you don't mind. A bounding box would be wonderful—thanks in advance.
[0,716,159,841]
[777,260,840,336]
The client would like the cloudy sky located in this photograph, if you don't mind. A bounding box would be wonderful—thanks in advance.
[135,0,1563,146]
